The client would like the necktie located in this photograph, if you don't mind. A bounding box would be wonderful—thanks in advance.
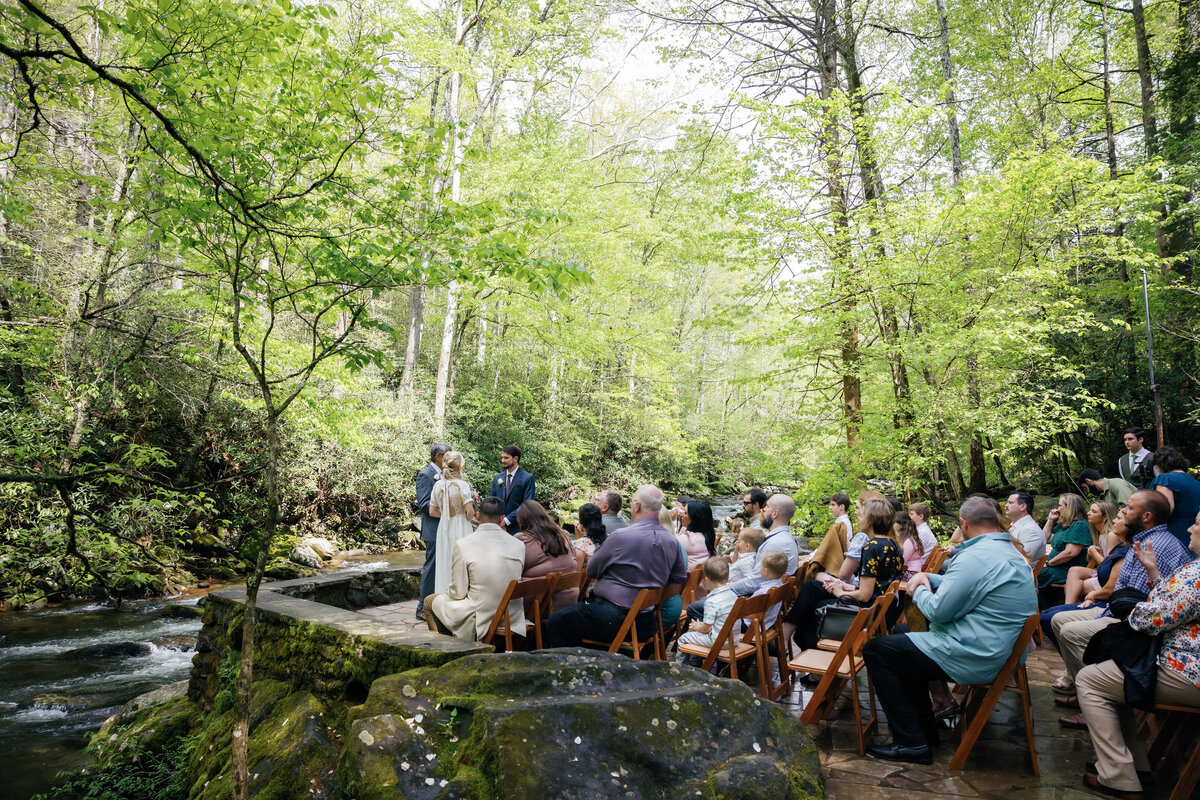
[505,472,512,495]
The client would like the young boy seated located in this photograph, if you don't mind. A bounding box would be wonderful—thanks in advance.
[727,528,766,584]
[747,550,787,630]
[675,557,737,667]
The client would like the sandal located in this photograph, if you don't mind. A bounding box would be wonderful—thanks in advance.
[1052,675,1075,693]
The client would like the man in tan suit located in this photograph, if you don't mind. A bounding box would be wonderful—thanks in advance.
[426,496,526,641]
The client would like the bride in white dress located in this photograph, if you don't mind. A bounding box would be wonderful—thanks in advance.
[430,451,477,594]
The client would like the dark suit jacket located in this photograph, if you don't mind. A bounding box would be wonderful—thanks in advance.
[416,463,441,543]
[489,467,535,534]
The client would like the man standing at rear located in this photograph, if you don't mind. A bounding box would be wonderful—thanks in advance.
[489,444,534,535]
[1118,427,1155,490]
[415,442,450,621]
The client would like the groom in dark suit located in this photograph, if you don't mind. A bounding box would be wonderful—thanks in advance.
[489,444,535,534]
[415,442,450,621]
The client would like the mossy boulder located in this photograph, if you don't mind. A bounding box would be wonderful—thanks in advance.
[189,678,340,800]
[340,649,824,800]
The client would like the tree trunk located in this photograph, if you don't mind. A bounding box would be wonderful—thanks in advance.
[935,0,963,184]
[398,281,426,397]
[815,0,860,448]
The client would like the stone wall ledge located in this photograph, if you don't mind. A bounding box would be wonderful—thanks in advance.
[191,568,490,705]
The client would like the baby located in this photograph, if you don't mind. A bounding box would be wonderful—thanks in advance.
[727,528,766,584]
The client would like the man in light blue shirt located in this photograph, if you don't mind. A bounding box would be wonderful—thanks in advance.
[862,496,1037,764]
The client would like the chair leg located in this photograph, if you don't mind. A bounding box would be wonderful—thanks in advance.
[850,674,866,756]
[948,680,1009,771]
[1170,731,1200,800]
[1016,666,1039,778]
[1147,710,1184,766]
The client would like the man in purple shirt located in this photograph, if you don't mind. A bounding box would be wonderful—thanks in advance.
[545,484,687,648]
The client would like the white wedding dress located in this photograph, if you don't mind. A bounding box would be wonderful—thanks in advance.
[432,477,474,594]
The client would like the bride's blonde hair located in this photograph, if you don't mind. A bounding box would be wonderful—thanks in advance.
[442,451,464,480]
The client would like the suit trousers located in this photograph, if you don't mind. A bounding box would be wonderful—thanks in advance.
[417,526,438,614]
[1050,607,1112,678]
[862,633,950,748]
[1077,659,1200,791]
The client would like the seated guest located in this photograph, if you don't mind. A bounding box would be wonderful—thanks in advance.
[571,503,608,566]
[1059,500,1118,604]
[1037,493,1093,592]
[686,493,799,622]
[1076,510,1200,799]
[675,557,737,667]
[748,550,788,631]
[1040,505,1133,647]
[727,488,768,555]
[515,500,579,614]
[1149,445,1200,552]
[862,496,1037,764]
[1079,468,1136,509]
[677,499,717,569]
[907,502,939,556]
[1051,490,1191,723]
[782,497,903,653]
[727,528,766,584]
[896,511,926,581]
[426,497,526,641]
[800,492,856,582]
[1006,491,1047,563]
[545,485,687,648]
[593,490,628,534]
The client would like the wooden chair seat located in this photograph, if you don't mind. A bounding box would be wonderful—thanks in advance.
[789,647,853,677]
[678,639,757,661]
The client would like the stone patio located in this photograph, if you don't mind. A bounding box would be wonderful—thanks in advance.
[360,599,1185,799]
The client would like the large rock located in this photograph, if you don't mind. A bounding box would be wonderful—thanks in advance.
[302,537,339,560]
[290,543,324,569]
[340,649,824,800]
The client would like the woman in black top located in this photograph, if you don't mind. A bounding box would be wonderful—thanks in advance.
[784,497,904,652]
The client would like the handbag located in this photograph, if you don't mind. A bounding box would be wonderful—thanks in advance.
[815,599,862,641]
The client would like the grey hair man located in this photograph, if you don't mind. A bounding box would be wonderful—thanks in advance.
[545,484,685,648]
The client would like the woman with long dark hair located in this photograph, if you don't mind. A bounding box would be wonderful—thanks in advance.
[515,500,579,613]
[572,503,607,566]
[677,499,716,568]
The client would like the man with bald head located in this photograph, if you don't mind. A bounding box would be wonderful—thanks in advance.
[545,484,687,648]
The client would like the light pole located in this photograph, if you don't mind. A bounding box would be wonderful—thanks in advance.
[1141,269,1165,448]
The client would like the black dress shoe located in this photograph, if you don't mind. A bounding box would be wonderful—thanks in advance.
[415,609,426,622]
[1083,772,1143,800]
[865,742,933,765]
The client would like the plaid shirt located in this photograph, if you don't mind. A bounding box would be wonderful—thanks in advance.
[1103,524,1193,618]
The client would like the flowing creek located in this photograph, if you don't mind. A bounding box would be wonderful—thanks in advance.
[0,598,204,800]
[0,495,745,800]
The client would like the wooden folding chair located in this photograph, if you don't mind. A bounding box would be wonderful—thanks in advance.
[922,545,948,574]
[678,593,774,697]
[580,587,662,660]
[818,582,898,652]
[759,582,795,701]
[947,613,1040,775]
[654,581,686,660]
[791,604,879,754]
[1141,702,1200,800]
[479,577,550,652]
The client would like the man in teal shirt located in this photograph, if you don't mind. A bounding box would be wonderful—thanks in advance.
[863,496,1037,764]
